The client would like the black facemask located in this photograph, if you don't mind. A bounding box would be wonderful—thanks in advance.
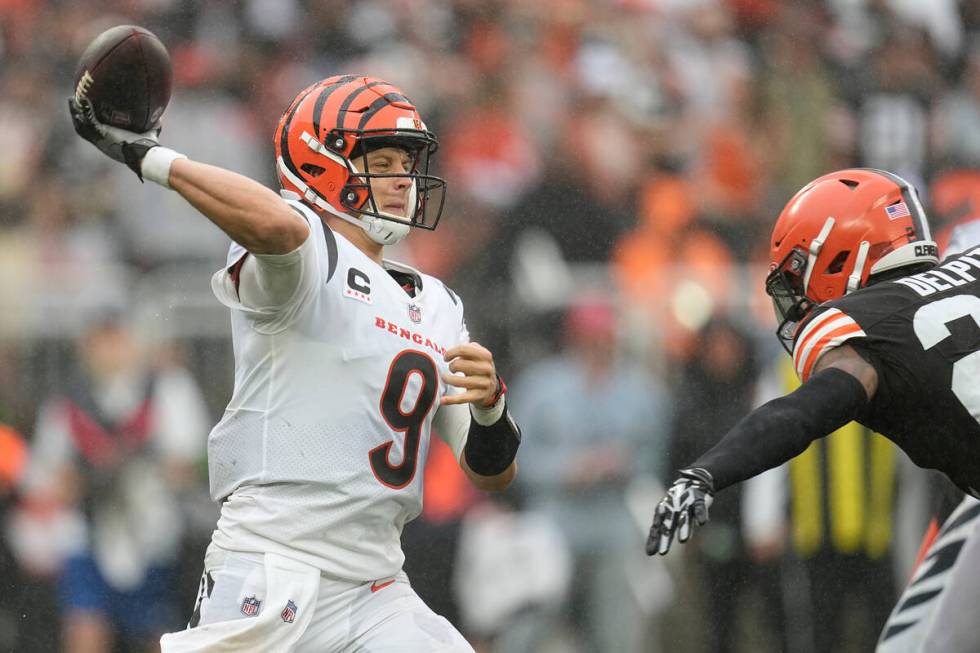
[765,247,815,353]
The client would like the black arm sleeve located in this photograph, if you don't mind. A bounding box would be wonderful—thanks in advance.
[689,367,870,492]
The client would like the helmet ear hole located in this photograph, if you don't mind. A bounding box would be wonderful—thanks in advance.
[301,163,325,177]
[825,250,850,274]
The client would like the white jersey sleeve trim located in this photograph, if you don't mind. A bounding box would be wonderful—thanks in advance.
[793,308,866,382]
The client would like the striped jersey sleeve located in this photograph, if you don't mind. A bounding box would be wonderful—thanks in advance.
[792,308,867,382]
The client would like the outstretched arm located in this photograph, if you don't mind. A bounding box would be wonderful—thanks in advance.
[69,97,308,255]
[647,344,877,555]
[167,159,308,255]
[689,345,876,491]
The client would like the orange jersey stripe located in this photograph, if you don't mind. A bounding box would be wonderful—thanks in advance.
[794,309,848,371]
[799,323,865,381]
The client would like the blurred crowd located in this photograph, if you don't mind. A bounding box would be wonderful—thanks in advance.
[2,0,980,651]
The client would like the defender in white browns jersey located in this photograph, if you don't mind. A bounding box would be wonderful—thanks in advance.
[70,75,521,652]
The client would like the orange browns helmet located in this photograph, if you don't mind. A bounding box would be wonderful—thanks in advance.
[274,75,446,245]
[766,168,939,351]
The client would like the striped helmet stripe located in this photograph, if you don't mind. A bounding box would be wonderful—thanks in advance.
[335,80,386,130]
[357,93,411,131]
[311,75,358,141]
[281,76,358,189]
[279,83,325,183]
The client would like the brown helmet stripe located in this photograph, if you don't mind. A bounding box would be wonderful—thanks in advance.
[279,83,324,182]
[357,93,411,131]
[311,75,358,142]
[335,80,386,131]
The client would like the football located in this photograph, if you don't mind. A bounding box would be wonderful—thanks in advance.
[73,25,172,133]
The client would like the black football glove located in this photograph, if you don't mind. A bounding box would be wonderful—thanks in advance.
[68,96,159,181]
[646,467,714,556]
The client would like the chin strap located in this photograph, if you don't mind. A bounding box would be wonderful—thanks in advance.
[276,156,410,245]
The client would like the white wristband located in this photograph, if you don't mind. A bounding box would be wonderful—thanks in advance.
[141,146,187,188]
[470,393,506,426]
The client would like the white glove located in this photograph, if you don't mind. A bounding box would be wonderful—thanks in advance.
[646,467,715,556]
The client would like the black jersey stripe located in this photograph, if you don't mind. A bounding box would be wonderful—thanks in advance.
[438,280,459,305]
[894,587,942,614]
[937,502,980,534]
[910,539,965,586]
[881,619,917,642]
[289,204,338,283]
[321,217,338,283]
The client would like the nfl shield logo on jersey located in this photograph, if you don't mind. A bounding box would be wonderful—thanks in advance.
[240,595,262,617]
[281,600,298,624]
[408,303,423,324]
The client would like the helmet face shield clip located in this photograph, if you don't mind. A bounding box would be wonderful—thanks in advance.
[324,129,349,153]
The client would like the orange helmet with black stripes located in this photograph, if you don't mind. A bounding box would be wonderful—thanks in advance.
[765,168,938,351]
[274,75,446,245]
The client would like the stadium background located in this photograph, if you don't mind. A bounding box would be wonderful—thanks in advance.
[0,0,977,651]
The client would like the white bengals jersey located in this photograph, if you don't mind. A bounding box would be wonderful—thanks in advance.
[206,199,471,582]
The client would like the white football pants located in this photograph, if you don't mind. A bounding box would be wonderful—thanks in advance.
[160,543,474,653]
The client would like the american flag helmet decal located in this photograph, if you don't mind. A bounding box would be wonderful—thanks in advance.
[885,201,911,220]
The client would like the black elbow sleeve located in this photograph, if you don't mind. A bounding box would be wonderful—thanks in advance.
[464,408,522,477]
[691,368,870,492]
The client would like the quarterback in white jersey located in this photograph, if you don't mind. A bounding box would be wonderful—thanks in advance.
[70,75,522,652]
[208,198,478,580]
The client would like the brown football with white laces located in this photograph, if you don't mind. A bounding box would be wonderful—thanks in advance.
[73,25,172,132]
